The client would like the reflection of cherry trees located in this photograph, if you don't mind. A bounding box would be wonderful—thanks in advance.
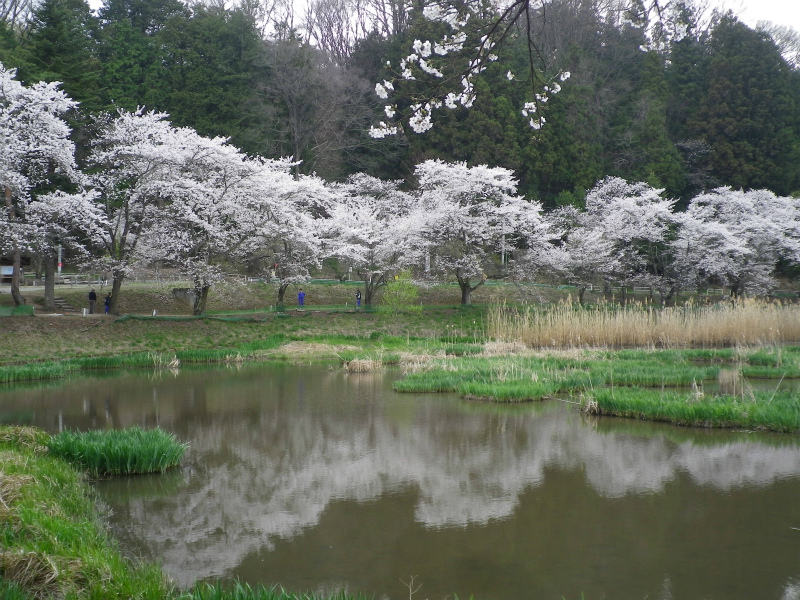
[3,368,799,588]
[0,367,779,587]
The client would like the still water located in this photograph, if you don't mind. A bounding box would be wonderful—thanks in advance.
[3,364,800,600]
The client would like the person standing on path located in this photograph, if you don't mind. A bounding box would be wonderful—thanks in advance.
[298,288,305,307]
[356,289,361,308]
[104,293,111,314]
[88,288,97,314]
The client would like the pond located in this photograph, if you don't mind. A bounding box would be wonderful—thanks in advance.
[2,364,800,600]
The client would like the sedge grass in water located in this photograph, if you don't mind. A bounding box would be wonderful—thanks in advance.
[48,426,187,476]
[394,350,800,431]
[186,581,373,600]
[584,387,800,433]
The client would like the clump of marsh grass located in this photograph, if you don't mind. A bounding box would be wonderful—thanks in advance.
[481,341,529,356]
[339,348,401,372]
[149,352,181,368]
[187,581,373,600]
[48,427,187,477]
[342,357,383,373]
[488,299,800,349]
[0,472,34,520]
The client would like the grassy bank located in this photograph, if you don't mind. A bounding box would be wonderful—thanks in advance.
[584,386,800,432]
[0,334,287,384]
[0,426,170,599]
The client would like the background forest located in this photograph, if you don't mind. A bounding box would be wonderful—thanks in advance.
[1,0,799,206]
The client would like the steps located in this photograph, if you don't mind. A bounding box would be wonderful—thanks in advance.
[52,297,79,314]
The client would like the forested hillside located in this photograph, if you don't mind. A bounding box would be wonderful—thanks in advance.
[1,0,798,204]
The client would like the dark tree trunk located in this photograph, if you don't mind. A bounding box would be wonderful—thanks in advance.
[578,286,587,305]
[460,283,472,305]
[456,270,485,306]
[10,249,24,306]
[193,284,210,315]
[361,272,386,306]
[277,283,288,307]
[658,285,677,307]
[110,273,124,316]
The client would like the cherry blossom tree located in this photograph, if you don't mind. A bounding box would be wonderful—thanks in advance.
[89,108,227,314]
[129,131,265,315]
[416,159,545,305]
[239,166,332,308]
[542,205,619,305]
[325,173,423,306]
[671,188,800,298]
[581,176,678,304]
[26,190,106,311]
[0,62,80,306]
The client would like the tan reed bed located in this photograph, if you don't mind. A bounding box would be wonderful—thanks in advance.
[487,299,800,349]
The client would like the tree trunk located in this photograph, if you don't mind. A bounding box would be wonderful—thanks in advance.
[110,273,124,315]
[361,272,386,306]
[460,283,472,305]
[658,285,677,307]
[5,186,24,306]
[193,284,210,315]
[456,270,485,306]
[578,286,587,305]
[364,278,377,305]
[43,252,56,312]
[277,283,288,307]
[10,249,24,306]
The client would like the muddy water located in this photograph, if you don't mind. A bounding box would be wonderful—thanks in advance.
[2,364,800,600]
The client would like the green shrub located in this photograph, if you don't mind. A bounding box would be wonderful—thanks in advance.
[378,271,422,315]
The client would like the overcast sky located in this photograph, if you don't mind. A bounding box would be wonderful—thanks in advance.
[85,0,800,35]
[715,0,800,32]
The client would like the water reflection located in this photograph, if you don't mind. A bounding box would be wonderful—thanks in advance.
[2,365,800,599]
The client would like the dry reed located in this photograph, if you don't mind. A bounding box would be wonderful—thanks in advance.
[342,358,383,372]
[0,472,33,520]
[0,427,49,454]
[488,299,800,349]
[0,550,82,599]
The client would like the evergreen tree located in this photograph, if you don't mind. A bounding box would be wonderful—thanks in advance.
[21,0,103,113]
[629,51,684,196]
[96,0,186,110]
[156,6,263,152]
[691,15,799,195]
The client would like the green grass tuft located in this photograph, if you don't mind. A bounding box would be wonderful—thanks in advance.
[48,427,188,477]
